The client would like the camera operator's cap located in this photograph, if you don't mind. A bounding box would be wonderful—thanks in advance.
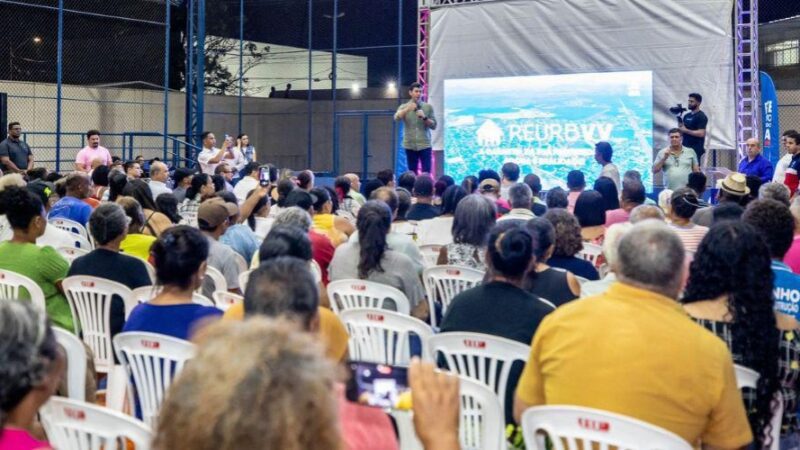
[478,179,500,194]
[716,172,750,197]
[198,198,238,228]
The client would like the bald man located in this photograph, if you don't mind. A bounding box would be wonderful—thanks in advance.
[738,138,774,184]
[148,161,172,200]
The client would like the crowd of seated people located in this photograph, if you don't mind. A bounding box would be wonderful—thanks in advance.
[7,140,800,450]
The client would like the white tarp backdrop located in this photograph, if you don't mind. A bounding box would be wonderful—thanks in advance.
[429,0,735,153]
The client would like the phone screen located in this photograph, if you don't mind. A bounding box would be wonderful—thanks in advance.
[258,167,270,186]
[345,361,409,409]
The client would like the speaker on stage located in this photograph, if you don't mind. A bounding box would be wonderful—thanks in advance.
[0,93,7,135]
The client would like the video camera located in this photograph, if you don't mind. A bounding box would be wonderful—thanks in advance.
[669,103,688,124]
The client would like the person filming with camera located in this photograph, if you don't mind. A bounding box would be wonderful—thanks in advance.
[653,128,700,190]
[674,93,708,166]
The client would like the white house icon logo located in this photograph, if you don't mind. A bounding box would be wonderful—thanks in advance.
[476,119,503,147]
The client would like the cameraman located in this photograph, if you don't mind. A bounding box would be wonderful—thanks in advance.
[678,93,708,165]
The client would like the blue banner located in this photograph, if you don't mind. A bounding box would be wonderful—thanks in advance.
[761,71,780,165]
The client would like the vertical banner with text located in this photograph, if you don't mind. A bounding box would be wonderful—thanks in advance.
[761,71,780,165]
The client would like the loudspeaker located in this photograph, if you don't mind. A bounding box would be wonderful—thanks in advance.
[0,93,6,135]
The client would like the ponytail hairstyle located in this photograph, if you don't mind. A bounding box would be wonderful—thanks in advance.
[356,200,392,278]
[246,190,270,232]
[186,173,210,201]
[334,176,351,203]
[151,226,210,290]
[487,221,535,281]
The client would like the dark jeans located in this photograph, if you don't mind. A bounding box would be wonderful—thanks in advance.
[405,148,432,174]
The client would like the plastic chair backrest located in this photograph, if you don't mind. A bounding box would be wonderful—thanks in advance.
[458,375,506,450]
[232,252,248,272]
[69,232,93,250]
[0,269,46,311]
[113,332,196,428]
[309,259,323,284]
[192,293,215,307]
[423,265,485,328]
[734,364,760,389]
[57,246,90,263]
[143,261,156,284]
[202,265,228,292]
[53,327,87,401]
[418,244,443,268]
[212,291,242,310]
[426,332,529,415]
[238,269,253,293]
[578,243,603,267]
[62,276,136,374]
[49,218,88,239]
[39,397,153,450]
[327,279,411,315]
[521,405,692,450]
[339,308,433,365]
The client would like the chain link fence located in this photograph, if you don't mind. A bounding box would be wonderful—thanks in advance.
[0,0,171,171]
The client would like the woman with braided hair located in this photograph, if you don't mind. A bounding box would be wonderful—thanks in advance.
[0,300,64,450]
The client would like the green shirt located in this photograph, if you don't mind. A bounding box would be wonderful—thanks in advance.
[657,146,698,190]
[394,101,437,150]
[0,242,73,331]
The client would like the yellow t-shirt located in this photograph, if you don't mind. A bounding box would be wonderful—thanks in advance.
[516,282,752,448]
[223,303,348,362]
[120,233,157,262]
[312,214,347,247]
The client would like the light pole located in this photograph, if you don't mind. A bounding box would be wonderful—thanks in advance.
[9,36,43,81]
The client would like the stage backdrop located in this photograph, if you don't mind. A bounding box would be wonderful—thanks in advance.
[429,0,735,189]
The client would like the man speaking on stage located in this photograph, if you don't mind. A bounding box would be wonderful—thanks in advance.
[394,82,437,174]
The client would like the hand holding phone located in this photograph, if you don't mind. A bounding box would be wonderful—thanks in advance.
[345,361,409,409]
[258,166,270,187]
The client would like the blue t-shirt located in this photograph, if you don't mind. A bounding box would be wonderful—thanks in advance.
[48,196,92,226]
[547,255,600,281]
[220,224,261,264]
[772,260,800,318]
[123,303,223,340]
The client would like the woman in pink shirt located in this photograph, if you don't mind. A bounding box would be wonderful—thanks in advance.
[0,301,65,450]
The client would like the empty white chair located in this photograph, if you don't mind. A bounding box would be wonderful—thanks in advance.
[49,217,88,239]
[62,276,136,374]
[39,397,152,450]
[734,364,760,389]
[0,268,46,311]
[339,308,433,365]
[212,291,243,311]
[458,375,506,450]
[423,265,485,329]
[238,268,253,293]
[418,244,443,268]
[57,246,90,263]
[113,332,196,427]
[521,405,692,450]
[426,332,529,415]
[53,327,87,401]
[578,242,603,268]
[69,232,93,250]
[327,279,411,315]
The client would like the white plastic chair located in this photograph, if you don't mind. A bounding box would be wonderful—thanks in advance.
[69,232,93,250]
[199,265,228,293]
[49,217,89,239]
[62,276,136,374]
[39,397,152,450]
[0,268,46,311]
[143,261,156,284]
[309,259,323,284]
[521,405,692,450]
[733,365,781,450]
[232,252,248,272]
[578,242,603,268]
[734,364,760,389]
[423,265,485,329]
[327,279,411,315]
[418,244,443,268]
[53,327,87,401]
[57,246,90,263]
[238,268,253,293]
[339,308,433,365]
[113,332,196,427]
[426,332,529,415]
[457,375,506,450]
[212,290,243,311]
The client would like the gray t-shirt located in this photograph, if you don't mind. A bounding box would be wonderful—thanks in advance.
[329,241,425,307]
[657,146,698,190]
[204,235,242,296]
